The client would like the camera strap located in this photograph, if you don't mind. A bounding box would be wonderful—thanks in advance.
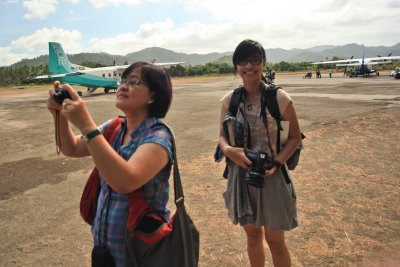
[241,83,275,158]
[55,111,62,155]
[260,85,276,158]
[262,115,275,158]
[239,107,249,149]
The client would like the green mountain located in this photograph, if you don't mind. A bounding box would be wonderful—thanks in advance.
[11,47,231,68]
[10,43,400,68]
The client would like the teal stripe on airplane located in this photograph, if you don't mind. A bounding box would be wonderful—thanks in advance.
[58,73,119,89]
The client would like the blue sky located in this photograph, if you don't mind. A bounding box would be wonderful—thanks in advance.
[1,0,399,66]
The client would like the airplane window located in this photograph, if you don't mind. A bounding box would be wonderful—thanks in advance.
[108,73,111,77]
[102,74,105,77]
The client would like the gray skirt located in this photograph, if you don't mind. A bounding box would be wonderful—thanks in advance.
[223,163,298,231]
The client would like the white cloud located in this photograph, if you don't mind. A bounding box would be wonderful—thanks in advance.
[66,0,81,4]
[89,19,239,54]
[0,47,31,66]
[89,0,141,8]
[22,0,58,19]
[0,27,83,66]
[173,0,400,49]
[11,27,82,54]
[388,0,400,7]
[2,0,400,66]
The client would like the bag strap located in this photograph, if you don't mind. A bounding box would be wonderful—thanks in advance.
[261,84,282,128]
[153,122,197,267]
[151,122,184,205]
[228,86,244,116]
[260,84,283,155]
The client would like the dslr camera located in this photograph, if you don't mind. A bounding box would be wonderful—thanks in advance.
[245,150,274,188]
[53,88,71,104]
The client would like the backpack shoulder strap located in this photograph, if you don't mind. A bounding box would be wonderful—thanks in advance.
[261,84,282,129]
[261,84,283,156]
[262,85,281,121]
[80,116,124,226]
[104,116,124,143]
[229,86,244,116]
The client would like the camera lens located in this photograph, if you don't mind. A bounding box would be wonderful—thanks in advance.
[246,171,265,188]
[53,88,71,104]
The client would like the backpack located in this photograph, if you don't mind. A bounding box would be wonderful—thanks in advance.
[80,116,124,225]
[214,83,304,173]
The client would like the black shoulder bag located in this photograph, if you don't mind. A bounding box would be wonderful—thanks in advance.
[125,123,200,267]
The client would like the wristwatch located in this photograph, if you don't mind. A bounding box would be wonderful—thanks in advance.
[81,127,102,142]
[273,160,282,170]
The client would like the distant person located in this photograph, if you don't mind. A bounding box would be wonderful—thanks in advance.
[266,68,276,83]
[218,39,301,267]
[47,62,174,267]
[328,68,333,78]
[316,68,321,78]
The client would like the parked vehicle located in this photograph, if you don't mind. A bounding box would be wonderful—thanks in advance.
[394,67,400,79]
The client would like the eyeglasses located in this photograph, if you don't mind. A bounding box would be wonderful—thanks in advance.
[120,77,149,87]
[237,57,263,66]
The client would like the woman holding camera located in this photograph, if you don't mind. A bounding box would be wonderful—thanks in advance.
[218,39,302,267]
[47,62,174,267]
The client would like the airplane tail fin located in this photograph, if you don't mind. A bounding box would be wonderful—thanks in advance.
[48,42,73,74]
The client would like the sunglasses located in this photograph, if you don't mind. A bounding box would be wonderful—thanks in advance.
[237,57,263,66]
[120,77,149,87]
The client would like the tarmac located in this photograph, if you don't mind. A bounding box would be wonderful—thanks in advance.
[0,72,399,266]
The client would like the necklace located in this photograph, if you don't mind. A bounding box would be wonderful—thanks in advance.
[246,96,260,111]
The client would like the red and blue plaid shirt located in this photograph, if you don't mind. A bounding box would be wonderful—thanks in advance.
[91,117,173,267]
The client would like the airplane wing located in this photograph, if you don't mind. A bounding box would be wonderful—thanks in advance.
[336,63,363,67]
[30,72,84,79]
[154,62,186,67]
[311,59,360,65]
[312,55,400,65]
[367,55,400,64]
[80,61,186,74]
[368,55,400,61]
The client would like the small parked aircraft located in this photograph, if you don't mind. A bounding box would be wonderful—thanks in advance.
[32,42,185,93]
[311,44,400,77]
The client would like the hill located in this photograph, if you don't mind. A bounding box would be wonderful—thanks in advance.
[10,43,400,68]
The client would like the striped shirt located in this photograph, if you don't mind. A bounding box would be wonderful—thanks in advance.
[91,117,173,267]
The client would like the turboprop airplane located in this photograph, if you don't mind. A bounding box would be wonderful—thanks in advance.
[32,42,185,93]
[311,44,400,77]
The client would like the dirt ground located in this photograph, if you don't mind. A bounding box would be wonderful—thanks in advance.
[0,72,399,267]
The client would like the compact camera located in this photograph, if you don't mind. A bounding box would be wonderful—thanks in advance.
[53,88,71,104]
[245,151,274,188]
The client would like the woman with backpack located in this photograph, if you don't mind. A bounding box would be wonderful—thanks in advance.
[218,39,302,267]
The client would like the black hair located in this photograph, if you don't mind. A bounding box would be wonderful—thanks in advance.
[122,62,172,118]
[232,39,266,74]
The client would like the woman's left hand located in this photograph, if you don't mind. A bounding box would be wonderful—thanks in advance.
[59,83,97,133]
[264,167,278,176]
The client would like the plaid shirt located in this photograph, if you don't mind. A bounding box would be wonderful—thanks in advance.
[91,117,173,267]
